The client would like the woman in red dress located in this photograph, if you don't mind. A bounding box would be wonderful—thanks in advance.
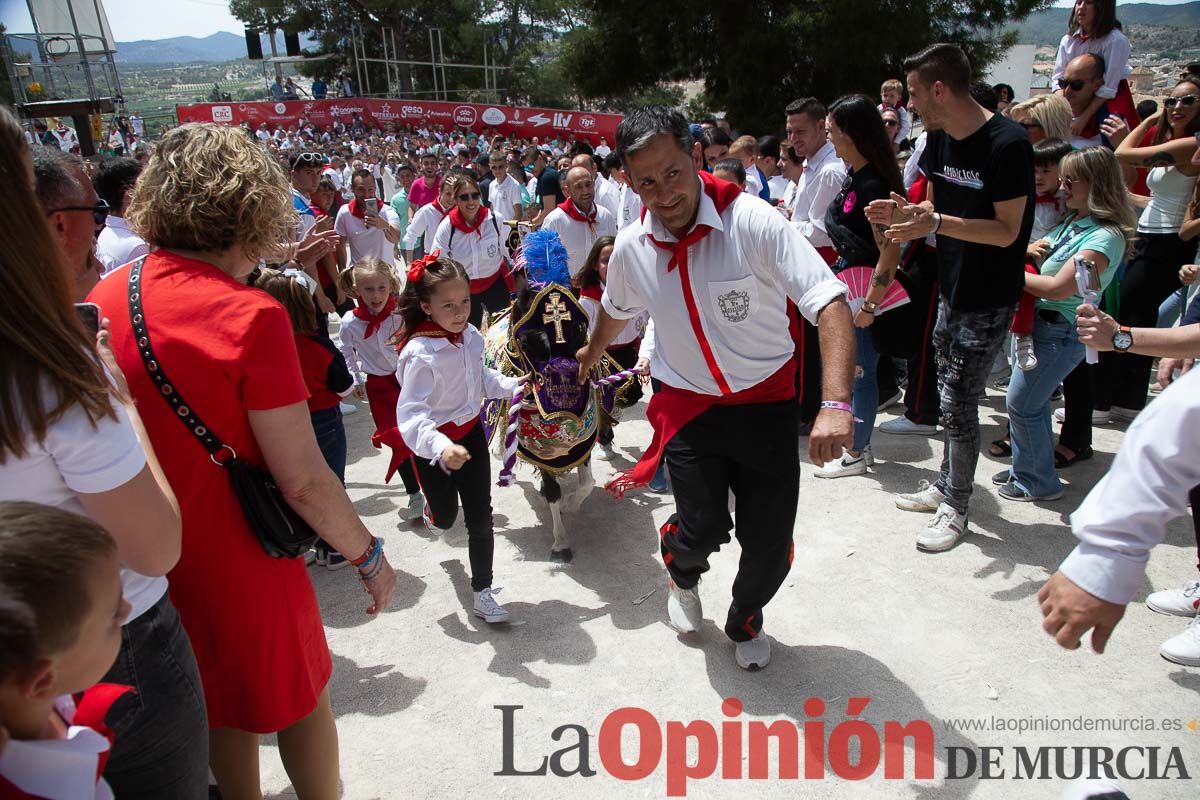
[88,123,397,799]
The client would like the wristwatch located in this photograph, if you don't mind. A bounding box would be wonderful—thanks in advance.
[1112,325,1134,352]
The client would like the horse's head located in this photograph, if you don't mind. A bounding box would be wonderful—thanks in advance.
[510,282,590,416]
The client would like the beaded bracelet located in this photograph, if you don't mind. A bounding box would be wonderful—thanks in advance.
[351,536,380,567]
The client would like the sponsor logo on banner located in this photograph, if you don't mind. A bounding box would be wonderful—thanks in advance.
[580,116,595,129]
[329,104,365,118]
[376,103,398,121]
[400,104,424,119]
[212,106,233,122]
[274,102,287,114]
[482,107,506,126]
[454,105,478,126]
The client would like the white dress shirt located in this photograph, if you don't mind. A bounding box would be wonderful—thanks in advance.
[403,202,449,252]
[395,325,520,460]
[430,212,509,283]
[1059,367,1200,605]
[334,205,401,266]
[595,175,622,220]
[581,294,647,347]
[1053,29,1132,100]
[903,132,927,190]
[767,175,789,201]
[540,204,618,277]
[0,695,114,799]
[617,182,644,231]
[488,174,524,222]
[95,215,149,275]
[788,140,846,250]
[743,167,764,198]
[601,174,847,396]
[338,311,403,379]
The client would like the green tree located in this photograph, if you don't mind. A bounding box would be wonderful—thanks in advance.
[561,0,1052,133]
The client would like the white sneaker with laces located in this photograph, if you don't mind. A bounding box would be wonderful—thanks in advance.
[895,479,946,512]
[339,401,357,415]
[735,632,771,670]
[813,447,872,479]
[1159,614,1200,667]
[473,587,510,623]
[916,503,968,552]
[667,580,703,633]
[1054,407,1110,424]
[879,416,940,435]
[403,492,426,521]
[1015,335,1037,371]
[1147,580,1200,617]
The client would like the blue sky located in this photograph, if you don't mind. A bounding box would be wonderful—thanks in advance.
[1,0,1195,42]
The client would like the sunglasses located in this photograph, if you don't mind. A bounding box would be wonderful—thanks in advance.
[1018,121,1043,130]
[1059,176,1078,191]
[457,192,481,201]
[1057,79,1087,91]
[47,198,110,217]
[292,152,324,167]
[1164,94,1199,109]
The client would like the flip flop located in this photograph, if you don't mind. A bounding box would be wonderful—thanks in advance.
[988,438,1012,458]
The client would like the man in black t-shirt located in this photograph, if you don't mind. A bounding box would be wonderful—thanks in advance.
[524,146,565,227]
[867,43,1034,554]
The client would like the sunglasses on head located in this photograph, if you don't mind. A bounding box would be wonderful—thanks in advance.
[292,152,323,167]
[1057,79,1087,91]
[457,191,481,201]
[1164,94,1199,109]
[1018,120,1043,130]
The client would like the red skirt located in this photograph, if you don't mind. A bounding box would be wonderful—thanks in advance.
[365,373,408,482]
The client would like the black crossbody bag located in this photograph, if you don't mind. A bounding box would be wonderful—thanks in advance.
[127,257,318,558]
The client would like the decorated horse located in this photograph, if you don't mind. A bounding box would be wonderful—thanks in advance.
[481,229,637,561]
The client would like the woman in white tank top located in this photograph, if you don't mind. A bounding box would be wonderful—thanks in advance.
[1096,74,1200,413]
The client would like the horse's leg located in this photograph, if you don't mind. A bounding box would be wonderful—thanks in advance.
[542,470,572,562]
[564,459,594,513]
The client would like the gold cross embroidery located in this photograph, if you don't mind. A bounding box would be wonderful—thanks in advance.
[542,292,572,344]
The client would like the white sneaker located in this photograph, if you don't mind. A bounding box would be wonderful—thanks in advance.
[1054,407,1110,425]
[813,447,872,478]
[593,442,613,461]
[1147,580,1200,617]
[667,580,703,633]
[879,416,940,436]
[895,479,946,512]
[1109,406,1140,423]
[1015,335,1037,371]
[339,401,357,415]
[304,549,318,566]
[473,587,510,623]
[422,497,437,529]
[877,390,903,412]
[916,503,968,552]
[735,632,771,670]
[1159,615,1200,667]
[403,492,426,522]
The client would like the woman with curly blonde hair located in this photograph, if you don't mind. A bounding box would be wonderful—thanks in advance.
[87,123,397,799]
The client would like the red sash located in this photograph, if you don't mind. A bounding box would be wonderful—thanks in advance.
[469,268,515,295]
[607,361,797,497]
[579,284,603,302]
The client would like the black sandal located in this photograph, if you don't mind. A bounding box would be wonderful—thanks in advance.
[1055,446,1093,468]
[988,438,1012,457]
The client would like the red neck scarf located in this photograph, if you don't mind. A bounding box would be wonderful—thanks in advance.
[348,198,369,219]
[403,319,463,349]
[559,198,598,228]
[1036,192,1059,205]
[642,170,742,273]
[353,295,397,340]
[449,205,489,237]
[579,283,603,302]
[432,198,451,219]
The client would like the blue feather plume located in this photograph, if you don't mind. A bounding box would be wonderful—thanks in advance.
[516,228,571,288]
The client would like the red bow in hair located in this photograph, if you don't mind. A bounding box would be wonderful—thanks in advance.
[408,249,441,283]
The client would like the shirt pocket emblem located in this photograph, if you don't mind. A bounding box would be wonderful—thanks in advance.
[488,243,498,258]
[708,276,758,325]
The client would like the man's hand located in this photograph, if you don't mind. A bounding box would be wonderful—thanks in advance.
[853,308,875,328]
[809,407,853,466]
[576,344,602,385]
[1158,357,1193,388]
[315,288,336,315]
[363,212,388,230]
[1099,114,1129,147]
[1179,264,1199,286]
[1075,303,1119,351]
[296,229,340,267]
[1069,115,1089,138]
[869,192,933,243]
[1037,570,1127,653]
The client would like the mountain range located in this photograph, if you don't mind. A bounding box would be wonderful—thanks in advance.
[113,31,318,64]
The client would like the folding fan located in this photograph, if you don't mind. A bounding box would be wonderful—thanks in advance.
[835,266,911,315]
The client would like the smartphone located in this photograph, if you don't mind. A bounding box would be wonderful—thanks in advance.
[75,302,101,334]
[365,198,379,216]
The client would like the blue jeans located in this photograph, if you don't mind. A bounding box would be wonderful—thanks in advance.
[933,301,1016,514]
[311,406,346,483]
[852,325,880,452]
[1006,314,1084,496]
[101,593,209,799]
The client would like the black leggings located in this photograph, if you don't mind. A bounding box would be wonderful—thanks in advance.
[1096,232,1198,411]
[470,277,512,329]
[414,424,495,591]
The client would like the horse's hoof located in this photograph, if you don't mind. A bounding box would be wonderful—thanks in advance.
[551,547,573,563]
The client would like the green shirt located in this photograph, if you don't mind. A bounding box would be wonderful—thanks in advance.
[1035,214,1126,324]
[390,189,410,240]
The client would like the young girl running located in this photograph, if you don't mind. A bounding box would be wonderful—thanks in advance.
[337,256,425,520]
[255,267,356,567]
[574,235,648,450]
[395,253,525,623]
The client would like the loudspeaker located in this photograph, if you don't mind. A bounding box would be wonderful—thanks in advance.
[245,29,263,60]
[285,32,301,57]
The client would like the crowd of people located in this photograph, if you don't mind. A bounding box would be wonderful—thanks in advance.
[2,0,1200,797]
